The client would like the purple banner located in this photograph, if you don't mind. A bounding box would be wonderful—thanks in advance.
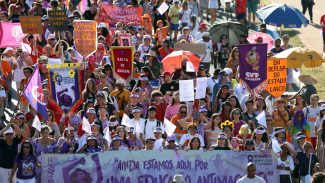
[41,150,279,183]
[239,44,268,92]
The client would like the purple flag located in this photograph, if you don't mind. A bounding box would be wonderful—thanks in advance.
[24,67,48,120]
[239,44,267,93]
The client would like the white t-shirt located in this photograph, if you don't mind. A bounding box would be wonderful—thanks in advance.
[137,44,152,59]
[179,9,192,25]
[154,138,164,150]
[179,133,205,147]
[234,83,249,104]
[195,32,203,42]
[207,77,218,96]
[197,39,213,63]
[277,155,294,175]
[139,119,165,140]
[303,106,320,137]
[130,118,146,138]
[236,176,266,183]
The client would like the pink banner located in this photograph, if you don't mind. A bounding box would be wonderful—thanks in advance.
[0,23,24,48]
[98,3,143,26]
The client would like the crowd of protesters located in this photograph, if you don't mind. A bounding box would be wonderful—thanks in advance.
[0,0,325,183]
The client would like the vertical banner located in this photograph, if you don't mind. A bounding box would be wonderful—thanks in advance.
[48,10,68,31]
[73,20,97,58]
[239,44,268,93]
[0,23,24,48]
[111,46,134,80]
[179,80,194,101]
[48,64,82,113]
[266,58,287,98]
[19,16,43,34]
[41,150,279,183]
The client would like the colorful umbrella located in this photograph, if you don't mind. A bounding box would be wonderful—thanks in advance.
[161,50,201,73]
[247,32,274,51]
[209,21,248,46]
[274,47,323,68]
[256,4,309,28]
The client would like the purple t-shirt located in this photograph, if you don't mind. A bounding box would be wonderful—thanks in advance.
[15,155,37,180]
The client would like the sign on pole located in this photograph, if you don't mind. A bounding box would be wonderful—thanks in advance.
[266,58,287,98]
[48,10,68,31]
[111,46,134,80]
[19,16,43,34]
[73,20,97,58]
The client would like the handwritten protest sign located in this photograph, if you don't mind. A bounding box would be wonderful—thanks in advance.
[195,77,207,99]
[111,46,134,80]
[174,43,206,54]
[48,10,68,31]
[158,2,169,15]
[41,150,279,183]
[98,3,143,26]
[73,20,97,58]
[266,58,287,98]
[19,16,43,34]
[179,80,194,101]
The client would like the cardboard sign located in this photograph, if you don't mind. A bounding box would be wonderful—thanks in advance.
[111,46,134,80]
[48,10,68,31]
[174,43,206,54]
[98,3,143,26]
[73,20,97,58]
[179,80,194,102]
[266,58,287,98]
[19,16,43,34]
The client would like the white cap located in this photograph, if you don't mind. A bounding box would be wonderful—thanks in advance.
[223,67,233,75]
[4,127,14,134]
[97,22,107,29]
[202,32,210,38]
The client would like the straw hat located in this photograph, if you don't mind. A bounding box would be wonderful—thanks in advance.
[298,75,317,85]
[274,98,288,106]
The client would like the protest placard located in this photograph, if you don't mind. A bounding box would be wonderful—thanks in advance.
[118,33,132,46]
[174,43,206,54]
[98,3,143,26]
[19,16,43,34]
[48,10,68,31]
[179,80,194,101]
[266,58,287,98]
[239,44,268,93]
[0,23,24,48]
[73,20,97,58]
[158,2,169,15]
[195,77,207,99]
[111,46,134,80]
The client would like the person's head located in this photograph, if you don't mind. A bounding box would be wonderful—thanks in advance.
[153,127,163,139]
[143,35,151,45]
[217,84,230,98]
[178,104,187,117]
[146,138,156,150]
[274,38,281,48]
[131,106,142,118]
[230,47,239,58]
[3,127,14,140]
[115,80,125,91]
[221,101,232,113]
[256,36,263,44]
[85,78,96,92]
[95,91,107,106]
[181,2,188,9]
[91,122,101,135]
[280,143,291,156]
[246,162,256,178]
[217,133,228,147]
[86,108,96,121]
[230,108,242,120]
[167,135,177,147]
[266,115,273,129]
[187,123,197,135]
[111,135,122,147]
[310,94,319,106]
[156,20,163,28]
[87,136,98,147]
[19,141,34,156]
[303,141,313,153]
[245,99,255,111]
[23,67,33,78]
[202,32,210,42]
[50,0,59,8]
[312,172,325,183]
[211,113,221,130]
[161,71,172,83]
[296,132,306,145]
[198,106,208,116]
[260,23,267,33]
[228,95,240,109]
[189,136,201,149]
[220,120,234,137]
[40,125,51,138]
[47,110,54,122]
[274,127,286,139]
[220,35,228,44]
[295,94,306,106]
[182,26,190,35]
[148,106,157,119]
[151,90,163,102]
[63,127,75,138]
[282,34,290,44]
[245,139,255,151]
[116,126,126,139]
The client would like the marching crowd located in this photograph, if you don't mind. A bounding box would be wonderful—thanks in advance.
[0,0,325,183]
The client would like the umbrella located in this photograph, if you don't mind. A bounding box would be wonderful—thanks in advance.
[256,4,309,28]
[274,47,323,68]
[209,21,248,46]
[161,50,201,73]
[247,32,274,51]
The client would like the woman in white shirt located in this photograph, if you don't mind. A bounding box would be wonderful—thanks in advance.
[277,144,294,183]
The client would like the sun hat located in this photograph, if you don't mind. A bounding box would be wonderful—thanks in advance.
[298,75,317,85]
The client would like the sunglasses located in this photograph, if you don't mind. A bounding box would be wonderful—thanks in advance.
[233,112,241,115]
[23,146,30,149]
[180,111,187,114]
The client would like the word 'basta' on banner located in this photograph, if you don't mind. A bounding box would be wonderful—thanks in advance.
[266,58,287,98]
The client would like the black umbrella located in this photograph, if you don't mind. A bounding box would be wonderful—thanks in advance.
[209,21,249,45]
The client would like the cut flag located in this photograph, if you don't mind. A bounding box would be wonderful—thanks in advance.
[23,67,48,120]
[256,111,266,128]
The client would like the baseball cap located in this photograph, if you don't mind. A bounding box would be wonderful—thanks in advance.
[153,127,162,133]
[86,107,96,114]
[132,106,142,113]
